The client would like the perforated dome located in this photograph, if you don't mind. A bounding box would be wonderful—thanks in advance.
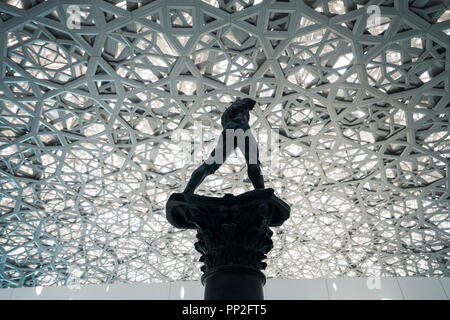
[0,0,449,287]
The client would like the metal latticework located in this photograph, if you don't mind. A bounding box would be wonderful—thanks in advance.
[0,0,449,287]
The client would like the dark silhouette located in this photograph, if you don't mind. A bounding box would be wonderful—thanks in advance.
[183,98,264,193]
[167,98,290,300]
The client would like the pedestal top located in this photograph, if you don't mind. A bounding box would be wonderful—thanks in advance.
[166,188,290,229]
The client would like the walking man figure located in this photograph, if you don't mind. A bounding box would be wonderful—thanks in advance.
[183,98,264,193]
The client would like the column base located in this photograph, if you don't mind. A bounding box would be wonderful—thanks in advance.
[202,266,265,300]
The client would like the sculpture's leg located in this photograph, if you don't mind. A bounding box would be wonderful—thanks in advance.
[240,133,265,189]
[248,163,265,189]
[183,130,230,193]
[183,162,219,193]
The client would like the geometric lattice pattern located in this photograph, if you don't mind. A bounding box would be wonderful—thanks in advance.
[0,0,449,287]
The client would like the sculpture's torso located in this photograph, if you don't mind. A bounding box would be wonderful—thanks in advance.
[221,106,250,130]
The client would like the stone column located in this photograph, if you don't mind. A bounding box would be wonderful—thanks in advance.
[166,188,290,300]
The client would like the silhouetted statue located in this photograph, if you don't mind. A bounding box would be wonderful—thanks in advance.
[183,98,264,193]
[166,99,290,300]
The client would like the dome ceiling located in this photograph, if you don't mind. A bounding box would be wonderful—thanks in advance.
[0,0,449,287]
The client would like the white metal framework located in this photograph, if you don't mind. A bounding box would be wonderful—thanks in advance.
[0,0,449,287]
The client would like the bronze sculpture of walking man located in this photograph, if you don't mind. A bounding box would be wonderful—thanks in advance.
[183,98,265,193]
